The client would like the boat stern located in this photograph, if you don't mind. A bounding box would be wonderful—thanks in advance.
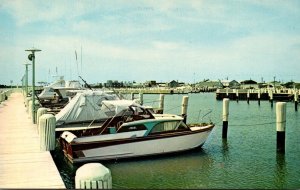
[60,131,77,162]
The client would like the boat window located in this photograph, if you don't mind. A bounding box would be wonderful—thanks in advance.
[150,121,180,133]
[149,121,189,134]
[117,124,147,133]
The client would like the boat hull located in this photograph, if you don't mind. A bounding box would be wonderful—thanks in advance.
[63,125,214,163]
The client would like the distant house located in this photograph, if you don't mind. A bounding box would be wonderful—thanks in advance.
[221,80,240,88]
[240,79,258,89]
[144,80,157,87]
[167,80,185,88]
[168,80,179,88]
[196,80,223,89]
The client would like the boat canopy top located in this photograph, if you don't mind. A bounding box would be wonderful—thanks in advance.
[101,99,143,116]
[55,90,119,125]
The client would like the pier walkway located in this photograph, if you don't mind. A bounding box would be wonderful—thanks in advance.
[0,92,65,188]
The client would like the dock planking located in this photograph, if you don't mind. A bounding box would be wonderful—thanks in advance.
[0,92,65,188]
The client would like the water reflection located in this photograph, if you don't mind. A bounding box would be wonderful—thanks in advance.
[107,149,215,189]
[274,153,287,189]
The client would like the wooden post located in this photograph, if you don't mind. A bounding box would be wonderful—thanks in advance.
[294,90,298,111]
[75,163,112,189]
[226,88,229,98]
[222,98,229,139]
[269,90,273,108]
[181,96,189,123]
[159,94,165,114]
[131,93,134,100]
[247,90,250,104]
[139,93,143,105]
[36,107,48,134]
[236,89,239,103]
[276,102,286,153]
[39,114,56,151]
[258,90,261,106]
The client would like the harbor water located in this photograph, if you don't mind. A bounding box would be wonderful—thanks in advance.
[52,93,300,189]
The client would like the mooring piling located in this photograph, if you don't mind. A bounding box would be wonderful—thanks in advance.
[75,163,112,189]
[269,90,274,108]
[294,90,298,111]
[247,90,250,104]
[139,92,143,105]
[222,98,229,139]
[181,96,189,123]
[159,94,165,113]
[39,114,56,151]
[131,93,134,100]
[258,90,261,106]
[236,89,239,102]
[276,102,286,153]
[36,107,48,134]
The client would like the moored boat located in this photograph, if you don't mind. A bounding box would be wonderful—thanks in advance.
[60,100,215,163]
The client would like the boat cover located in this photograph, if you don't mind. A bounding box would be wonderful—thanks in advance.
[55,90,119,125]
[101,99,142,116]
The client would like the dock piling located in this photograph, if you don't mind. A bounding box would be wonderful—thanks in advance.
[247,90,250,104]
[276,102,286,153]
[159,94,165,114]
[36,107,48,134]
[75,163,112,189]
[222,98,229,139]
[269,90,274,108]
[294,90,298,111]
[139,93,143,105]
[258,90,261,106]
[181,96,189,123]
[39,114,56,151]
[131,93,134,100]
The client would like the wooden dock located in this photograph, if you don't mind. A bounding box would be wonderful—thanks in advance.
[216,88,298,101]
[0,92,65,188]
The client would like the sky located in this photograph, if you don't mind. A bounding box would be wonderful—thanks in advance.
[0,0,300,85]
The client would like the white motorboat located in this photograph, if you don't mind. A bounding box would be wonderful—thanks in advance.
[60,100,215,163]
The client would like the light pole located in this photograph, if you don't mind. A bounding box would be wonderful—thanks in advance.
[23,63,31,97]
[25,47,41,124]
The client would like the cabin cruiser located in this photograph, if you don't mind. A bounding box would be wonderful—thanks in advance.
[55,90,120,133]
[38,77,84,108]
[60,100,215,163]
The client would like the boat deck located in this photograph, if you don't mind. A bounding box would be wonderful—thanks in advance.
[0,92,65,188]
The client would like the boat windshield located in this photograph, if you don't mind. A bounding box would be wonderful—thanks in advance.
[149,120,189,134]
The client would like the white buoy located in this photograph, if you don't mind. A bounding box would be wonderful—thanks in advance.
[39,114,56,151]
[222,98,229,139]
[276,102,286,153]
[159,94,165,113]
[181,96,189,123]
[36,107,48,134]
[75,163,112,189]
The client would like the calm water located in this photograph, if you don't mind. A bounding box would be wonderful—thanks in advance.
[52,93,300,189]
